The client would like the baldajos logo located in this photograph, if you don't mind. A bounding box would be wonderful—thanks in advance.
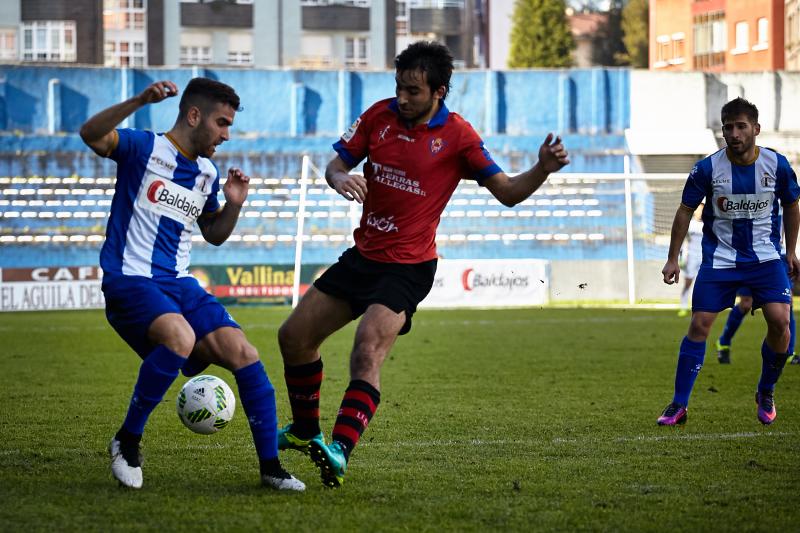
[716,196,769,213]
[147,180,203,219]
[461,268,529,291]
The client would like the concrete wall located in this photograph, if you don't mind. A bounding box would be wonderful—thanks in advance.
[549,260,686,302]
[0,65,631,136]
[630,69,800,133]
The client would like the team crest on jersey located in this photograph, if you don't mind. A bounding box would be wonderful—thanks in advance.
[761,172,775,188]
[342,117,361,142]
[378,125,390,141]
[430,137,447,154]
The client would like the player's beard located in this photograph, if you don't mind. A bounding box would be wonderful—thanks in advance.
[726,136,752,156]
[190,123,217,158]
[401,97,436,126]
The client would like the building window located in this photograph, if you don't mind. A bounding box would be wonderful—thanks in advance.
[693,11,726,69]
[105,40,146,67]
[732,21,749,54]
[345,36,369,68]
[670,32,685,65]
[752,17,768,51]
[396,1,409,36]
[228,32,253,65]
[180,31,212,65]
[0,29,16,61]
[21,21,76,62]
[104,0,146,30]
[180,46,211,64]
[104,0,147,67]
[654,34,670,68]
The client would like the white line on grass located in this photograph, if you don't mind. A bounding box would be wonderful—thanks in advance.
[359,431,794,449]
[616,431,794,443]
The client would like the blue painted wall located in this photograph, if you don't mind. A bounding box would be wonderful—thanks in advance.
[0,65,630,137]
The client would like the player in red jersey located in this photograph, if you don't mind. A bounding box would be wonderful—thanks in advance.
[276,41,570,487]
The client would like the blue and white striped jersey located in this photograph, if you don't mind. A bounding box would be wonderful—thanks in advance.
[100,128,221,278]
[681,147,800,269]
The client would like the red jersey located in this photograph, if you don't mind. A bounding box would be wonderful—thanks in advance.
[333,98,502,263]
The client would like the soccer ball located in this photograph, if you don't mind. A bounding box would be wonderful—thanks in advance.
[176,375,236,435]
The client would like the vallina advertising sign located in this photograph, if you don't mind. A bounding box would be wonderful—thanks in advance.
[0,264,329,311]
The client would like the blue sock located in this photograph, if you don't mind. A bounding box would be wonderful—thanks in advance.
[234,361,278,460]
[789,307,796,355]
[122,345,186,436]
[673,336,706,406]
[718,305,745,346]
[758,340,789,392]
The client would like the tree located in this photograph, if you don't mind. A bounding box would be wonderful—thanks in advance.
[508,0,575,68]
[617,0,649,67]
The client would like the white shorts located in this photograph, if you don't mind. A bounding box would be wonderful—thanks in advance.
[684,254,701,279]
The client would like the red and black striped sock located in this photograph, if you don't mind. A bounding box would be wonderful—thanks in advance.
[332,379,380,460]
[284,358,323,439]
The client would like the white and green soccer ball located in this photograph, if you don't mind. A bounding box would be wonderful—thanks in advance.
[176,375,236,435]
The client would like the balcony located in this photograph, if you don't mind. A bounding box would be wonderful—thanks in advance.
[302,5,370,32]
[181,2,253,28]
[409,1,463,35]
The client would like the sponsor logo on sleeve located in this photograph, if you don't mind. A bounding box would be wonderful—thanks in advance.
[342,117,361,142]
[137,174,206,226]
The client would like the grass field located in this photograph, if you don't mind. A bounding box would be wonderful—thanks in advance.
[1,306,799,532]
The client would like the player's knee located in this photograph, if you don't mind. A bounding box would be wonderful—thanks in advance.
[767,316,790,336]
[227,342,260,370]
[687,321,712,340]
[278,322,306,356]
[164,328,196,356]
[351,343,384,374]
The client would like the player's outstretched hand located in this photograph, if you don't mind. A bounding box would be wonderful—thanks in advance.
[331,172,368,203]
[223,167,250,207]
[138,81,179,105]
[538,133,570,173]
[662,259,680,285]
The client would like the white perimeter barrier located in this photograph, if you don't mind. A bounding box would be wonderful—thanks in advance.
[420,259,549,309]
[0,267,105,312]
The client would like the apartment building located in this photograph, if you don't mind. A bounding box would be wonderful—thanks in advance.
[788,0,800,69]
[0,0,486,69]
[649,0,784,71]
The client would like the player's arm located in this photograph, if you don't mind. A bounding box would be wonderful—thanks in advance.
[483,133,569,207]
[325,155,368,203]
[783,200,800,279]
[79,80,179,157]
[198,168,249,246]
[662,204,694,285]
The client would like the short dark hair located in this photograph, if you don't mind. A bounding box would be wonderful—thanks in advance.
[721,97,758,124]
[178,77,241,119]
[394,41,454,100]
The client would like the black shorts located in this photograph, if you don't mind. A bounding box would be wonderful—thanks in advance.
[313,247,437,335]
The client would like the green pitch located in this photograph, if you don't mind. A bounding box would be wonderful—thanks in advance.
[1,307,798,531]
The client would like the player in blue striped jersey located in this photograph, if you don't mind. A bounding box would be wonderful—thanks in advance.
[658,97,800,426]
[80,78,304,491]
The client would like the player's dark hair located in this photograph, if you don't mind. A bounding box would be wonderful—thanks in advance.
[178,77,241,119]
[395,41,454,100]
[721,97,758,124]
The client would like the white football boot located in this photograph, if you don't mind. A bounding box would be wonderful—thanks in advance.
[261,471,306,492]
[108,438,143,489]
